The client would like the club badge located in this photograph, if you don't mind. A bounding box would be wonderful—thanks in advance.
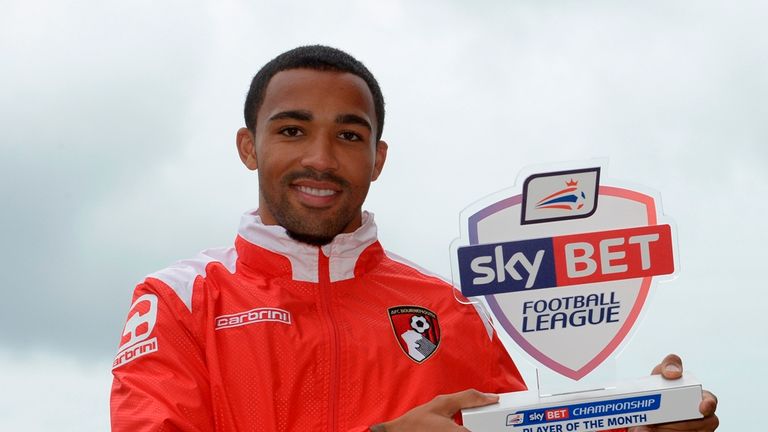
[388,306,441,363]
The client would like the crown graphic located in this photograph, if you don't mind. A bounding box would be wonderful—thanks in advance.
[566,178,578,187]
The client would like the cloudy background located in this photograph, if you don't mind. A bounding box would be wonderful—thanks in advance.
[1,0,765,430]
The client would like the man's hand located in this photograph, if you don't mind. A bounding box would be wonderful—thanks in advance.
[371,389,498,432]
[629,354,719,431]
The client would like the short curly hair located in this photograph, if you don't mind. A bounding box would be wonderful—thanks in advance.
[243,45,385,141]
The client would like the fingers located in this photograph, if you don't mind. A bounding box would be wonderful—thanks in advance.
[654,414,720,431]
[431,389,499,416]
[381,389,501,432]
[628,391,719,431]
[703,413,720,430]
[627,388,718,432]
[651,353,683,379]
[699,390,718,417]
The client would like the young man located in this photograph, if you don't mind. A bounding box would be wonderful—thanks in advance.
[110,46,718,432]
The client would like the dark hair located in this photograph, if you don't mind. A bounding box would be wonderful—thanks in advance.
[244,45,385,141]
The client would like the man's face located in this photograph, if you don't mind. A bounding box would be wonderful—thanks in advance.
[237,69,387,245]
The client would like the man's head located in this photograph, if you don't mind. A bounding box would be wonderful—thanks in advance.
[236,46,388,246]
[243,45,385,141]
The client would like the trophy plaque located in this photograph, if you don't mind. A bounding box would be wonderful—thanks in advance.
[452,162,702,431]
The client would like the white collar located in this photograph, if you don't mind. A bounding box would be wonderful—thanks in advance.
[237,209,379,282]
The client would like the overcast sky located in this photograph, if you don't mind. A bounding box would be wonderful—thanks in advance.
[1,0,766,430]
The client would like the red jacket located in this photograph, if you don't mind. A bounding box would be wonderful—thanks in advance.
[111,210,527,431]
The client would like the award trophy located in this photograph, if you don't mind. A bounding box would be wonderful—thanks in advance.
[453,162,703,431]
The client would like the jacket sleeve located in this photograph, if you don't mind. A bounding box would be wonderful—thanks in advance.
[110,280,214,431]
[485,329,527,393]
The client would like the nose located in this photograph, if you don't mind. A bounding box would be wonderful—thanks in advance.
[300,133,339,172]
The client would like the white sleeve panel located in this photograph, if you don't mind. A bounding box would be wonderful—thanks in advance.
[147,247,237,312]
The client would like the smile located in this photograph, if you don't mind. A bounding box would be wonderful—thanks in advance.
[296,185,337,197]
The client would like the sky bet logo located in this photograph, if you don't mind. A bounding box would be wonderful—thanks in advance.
[457,225,674,297]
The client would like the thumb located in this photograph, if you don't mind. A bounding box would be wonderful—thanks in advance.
[651,353,683,380]
[432,389,500,416]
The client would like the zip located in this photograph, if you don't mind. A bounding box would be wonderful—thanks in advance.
[318,249,340,431]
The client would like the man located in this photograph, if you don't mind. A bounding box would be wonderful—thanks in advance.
[111,45,718,431]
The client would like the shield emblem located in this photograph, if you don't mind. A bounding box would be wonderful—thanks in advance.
[454,168,675,380]
[388,306,441,363]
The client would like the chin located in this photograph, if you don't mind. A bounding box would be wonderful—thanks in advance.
[286,230,336,246]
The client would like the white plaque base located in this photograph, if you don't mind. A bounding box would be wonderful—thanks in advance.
[462,373,702,432]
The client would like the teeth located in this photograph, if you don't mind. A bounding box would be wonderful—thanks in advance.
[297,185,336,197]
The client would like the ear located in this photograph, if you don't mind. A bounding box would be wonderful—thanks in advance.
[236,127,258,170]
[371,140,388,181]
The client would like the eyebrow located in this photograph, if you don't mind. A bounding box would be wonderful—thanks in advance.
[268,110,313,122]
[267,110,372,132]
[335,114,372,131]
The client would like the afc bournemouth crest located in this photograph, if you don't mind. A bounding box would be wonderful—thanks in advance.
[451,164,677,380]
[388,306,441,363]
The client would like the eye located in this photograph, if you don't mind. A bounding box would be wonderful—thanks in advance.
[279,127,304,137]
[338,131,362,141]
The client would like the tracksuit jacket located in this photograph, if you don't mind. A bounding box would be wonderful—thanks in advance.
[110,209,626,431]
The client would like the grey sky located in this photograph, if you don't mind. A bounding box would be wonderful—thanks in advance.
[1,0,766,429]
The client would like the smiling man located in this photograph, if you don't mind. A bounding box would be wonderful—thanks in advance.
[110,46,718,432]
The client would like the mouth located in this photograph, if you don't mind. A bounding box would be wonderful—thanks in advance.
[295,185,337,197]
[283,170,349,208]
[290,180,342,208]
